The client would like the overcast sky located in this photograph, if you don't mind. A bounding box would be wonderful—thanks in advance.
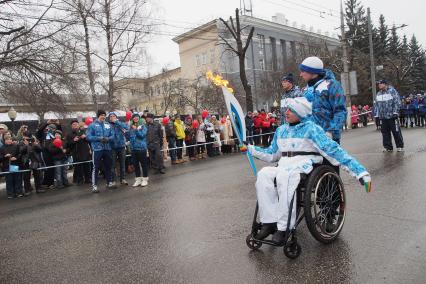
[142,0,425,75]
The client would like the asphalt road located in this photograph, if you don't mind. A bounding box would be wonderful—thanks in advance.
[1,126,426,283]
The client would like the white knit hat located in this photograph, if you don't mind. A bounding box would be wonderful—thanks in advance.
[299,56,324,74]
[287,97,312,119]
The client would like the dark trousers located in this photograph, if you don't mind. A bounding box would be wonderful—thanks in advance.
[54,159,69,187]
[167,137,177,162]
[206,136,214,157]
[381,118,404,150]
[92,150,113,186]
[6,172,23,197]
[246,129,254,144]
[41,151,54,186]
[74,162,91,184]
[132,150,149,177]
[187,141,196,158]
[23,169,33,193]
[176,139,184,160]
[111,148,126,182]
[23,168,42,192]
[253,128,261,145]
[196,143,205,155]
[148,144,164,170]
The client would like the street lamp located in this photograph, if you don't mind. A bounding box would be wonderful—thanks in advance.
[8,107,17,134]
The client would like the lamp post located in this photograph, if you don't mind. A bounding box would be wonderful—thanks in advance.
[8,107,17,134]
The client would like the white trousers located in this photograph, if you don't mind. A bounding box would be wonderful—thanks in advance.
[255,156,323,231]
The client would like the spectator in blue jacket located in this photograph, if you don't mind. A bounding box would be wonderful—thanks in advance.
[375,79,404,152]
[299,56,347,144]
[86,110,114,193]
[108,112,129,186]
[280,73,302,124]
[127,113,149,187]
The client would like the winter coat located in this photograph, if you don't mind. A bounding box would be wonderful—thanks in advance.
[165,123,176,139]
[245,115,254,131]
[109,120,129,149]
[221,120,234,145]
[248,120,368,179]
[253,116,263,129]
[47,140,67,161]
[174,120,186,140]
[196,123,206,143]
[0,143,23,171]
[184,126,197,144]
[66,129,92,161]
[375,86,401,119]
[147,121,163,148]
[303,69,347,140]
[86,120,114,151]
[128,124,147,151]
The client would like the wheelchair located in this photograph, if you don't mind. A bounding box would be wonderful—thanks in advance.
[245,164,346,259]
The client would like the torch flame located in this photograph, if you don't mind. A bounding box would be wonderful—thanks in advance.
[206,71,234,93]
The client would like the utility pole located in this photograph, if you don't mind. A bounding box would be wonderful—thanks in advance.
[340,1,351,128]
[367,7,377,101]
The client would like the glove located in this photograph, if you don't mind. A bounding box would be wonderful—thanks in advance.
[239,144,247,153]
[100,137,109,144]
[358,175,372,193]
[392,113,399,119]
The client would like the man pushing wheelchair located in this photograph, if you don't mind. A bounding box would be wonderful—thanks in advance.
[247,97,371,245]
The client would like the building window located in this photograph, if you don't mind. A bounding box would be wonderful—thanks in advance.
[202,52,207,65]
[196,55,201,67]
[270,37,277,71]
[258,34,265,54]
[259,58,265,70]
[257,34,266,69]
[280,39,287,68]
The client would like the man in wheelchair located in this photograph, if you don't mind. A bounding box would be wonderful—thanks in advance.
[247,97,371,244]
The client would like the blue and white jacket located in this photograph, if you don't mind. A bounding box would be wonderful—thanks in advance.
[375,86,401,119]
[127,125,147,151]
[86,120,114,151]
[248,120,369,179]
[303,69,347,140]
[109,120,129,150]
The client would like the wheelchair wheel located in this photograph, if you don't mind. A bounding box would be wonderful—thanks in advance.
[304,165,346,244]
[246,234,262,250]
[283,241,301,259]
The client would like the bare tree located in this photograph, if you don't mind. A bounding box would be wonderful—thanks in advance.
[219,8,255,111]
[91,0,153,109]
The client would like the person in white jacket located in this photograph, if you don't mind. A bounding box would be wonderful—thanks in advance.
[248,97,371,244]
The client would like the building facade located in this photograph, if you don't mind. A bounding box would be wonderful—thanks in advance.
[117,14,341,114]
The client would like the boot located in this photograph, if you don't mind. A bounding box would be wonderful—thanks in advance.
[132,177,142,187]
[272,230,286,245]
[255,223,277,240]
[141,177,149,187]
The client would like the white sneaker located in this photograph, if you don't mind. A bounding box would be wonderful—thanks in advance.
[397,148,404,152]
[92,185,99,193]
[121,179,128,185]
[141,177,149,187]
[382,148,393,152]
[132,177,142,187]
[107,182,116,189]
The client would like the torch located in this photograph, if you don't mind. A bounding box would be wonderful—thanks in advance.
[206,71,257,176]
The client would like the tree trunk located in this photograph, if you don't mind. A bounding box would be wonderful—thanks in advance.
[79,4,98,110]
[104,0,115,109]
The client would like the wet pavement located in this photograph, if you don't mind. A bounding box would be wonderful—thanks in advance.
[1,126,426,283]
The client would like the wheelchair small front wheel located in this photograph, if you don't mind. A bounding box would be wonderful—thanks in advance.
[246,234,262,250]
[304,165,346,244]
[283,241,301,259]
